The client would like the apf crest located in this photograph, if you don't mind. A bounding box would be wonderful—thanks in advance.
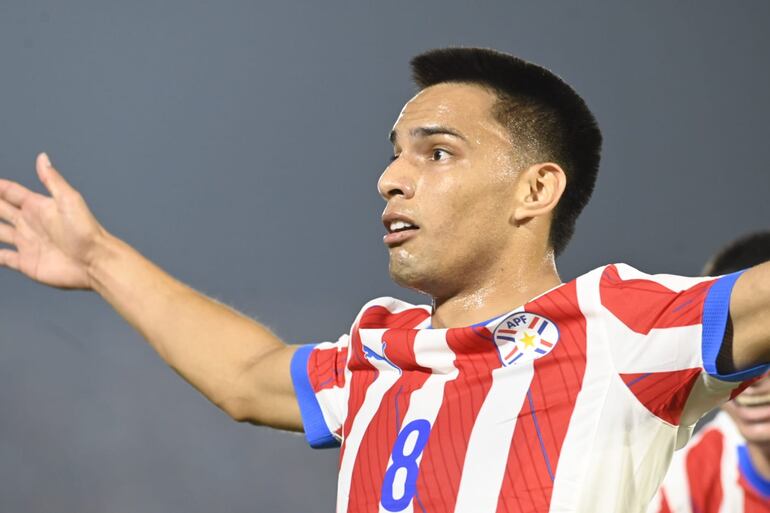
[492,311,560,367]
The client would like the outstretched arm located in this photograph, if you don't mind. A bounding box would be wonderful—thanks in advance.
[0,154,302,430]
[723,262,770,372]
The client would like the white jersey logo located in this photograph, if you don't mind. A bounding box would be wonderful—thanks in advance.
[492,311,560,366]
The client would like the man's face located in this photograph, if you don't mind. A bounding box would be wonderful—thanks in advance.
[723,374,770,447]
[379,83,524,297]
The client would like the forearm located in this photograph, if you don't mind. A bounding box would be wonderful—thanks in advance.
[86,231,298,425]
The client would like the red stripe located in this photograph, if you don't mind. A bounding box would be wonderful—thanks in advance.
[340,324,377,467]
[497,282,588,512]
[619,369,702,425]
[414,326,502,511]
[309,345,348,392]
[656,489,673,513]
[342,305,431,456]
[741,474,770,512]
[600,265,714,334]
[357,305,430,329]
[685,428,724,513]
[346,328,431,512]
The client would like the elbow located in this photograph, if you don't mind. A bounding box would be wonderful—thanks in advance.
[217,396,262,424]
[216,393,302,432]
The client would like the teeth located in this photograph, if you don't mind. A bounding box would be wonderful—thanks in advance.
[389,220,414,232]
[735,392,770,407]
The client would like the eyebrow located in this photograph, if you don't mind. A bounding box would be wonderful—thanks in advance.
[389,126,468,145]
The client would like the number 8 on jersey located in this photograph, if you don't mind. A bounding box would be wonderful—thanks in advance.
[381,419,432,511]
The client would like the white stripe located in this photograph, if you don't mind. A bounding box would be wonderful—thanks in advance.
[550,267,613,511]
[453,361,535,513]
[605,263,713,374]
[315,387,345,440]
[550,267,682,512]
[378,330,458,513]
[645,492,663,513]
[715,412,744,513]
[655,441,693,513]
[606,321,704,374]
[336,329,401,513]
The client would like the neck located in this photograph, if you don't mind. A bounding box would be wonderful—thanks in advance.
[747,443,770,481]
[430,252,561,329]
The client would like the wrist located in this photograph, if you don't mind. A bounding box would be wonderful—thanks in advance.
[85,229,124,291]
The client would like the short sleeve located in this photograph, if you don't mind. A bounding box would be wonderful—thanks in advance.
[290,335,349,449]
[599,264,769,427]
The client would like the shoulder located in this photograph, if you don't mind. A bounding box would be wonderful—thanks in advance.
[594,263,719,334]
[598,263,716,292]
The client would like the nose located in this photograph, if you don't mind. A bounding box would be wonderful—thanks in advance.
[377,158,416,201]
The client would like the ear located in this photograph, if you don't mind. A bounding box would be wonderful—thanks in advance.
[512,162,567,223]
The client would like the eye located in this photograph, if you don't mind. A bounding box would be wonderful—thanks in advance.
[430,149,450,161]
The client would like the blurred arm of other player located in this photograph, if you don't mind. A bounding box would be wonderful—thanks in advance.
[0,153,303,431]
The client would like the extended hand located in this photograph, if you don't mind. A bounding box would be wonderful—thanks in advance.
[0,153,107,289]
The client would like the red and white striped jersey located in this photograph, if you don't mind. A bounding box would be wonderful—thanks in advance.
[290,264,766,513]
[648,412,770,513]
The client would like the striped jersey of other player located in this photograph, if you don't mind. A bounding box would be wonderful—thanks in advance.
[650,232,770,513]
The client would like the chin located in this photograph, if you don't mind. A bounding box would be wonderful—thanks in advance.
[389,265,429,293]
[388,253,436,294]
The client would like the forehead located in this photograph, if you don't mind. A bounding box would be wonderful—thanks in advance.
[391,83,510,144]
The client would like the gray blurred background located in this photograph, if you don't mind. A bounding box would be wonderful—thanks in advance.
[1,1,769,511]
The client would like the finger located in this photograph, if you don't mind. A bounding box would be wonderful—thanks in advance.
[0,198,20,225]
[36,153,75,199]
[0,223,15,246]
[0,248,20,271]
[0,178,34,208]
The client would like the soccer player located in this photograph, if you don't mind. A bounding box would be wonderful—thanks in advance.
[649,232,770,513]
[0,48,769,512]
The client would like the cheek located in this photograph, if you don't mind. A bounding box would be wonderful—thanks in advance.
[423,178,511,232]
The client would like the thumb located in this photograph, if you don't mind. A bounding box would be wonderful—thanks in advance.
[36,153,74,199]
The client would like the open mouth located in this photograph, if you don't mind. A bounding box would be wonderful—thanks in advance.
[387,220,419,234]
[382,214,420,246]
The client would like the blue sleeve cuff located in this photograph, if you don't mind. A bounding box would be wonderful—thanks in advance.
[702,270,770,382]
[289,344,340,449]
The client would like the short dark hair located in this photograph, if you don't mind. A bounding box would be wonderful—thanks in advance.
[702,231,770,276]
[410,47,602,256]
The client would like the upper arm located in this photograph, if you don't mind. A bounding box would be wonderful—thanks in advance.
[726,261,770,371]
[225,344,304,431]
[229,335,351,449]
